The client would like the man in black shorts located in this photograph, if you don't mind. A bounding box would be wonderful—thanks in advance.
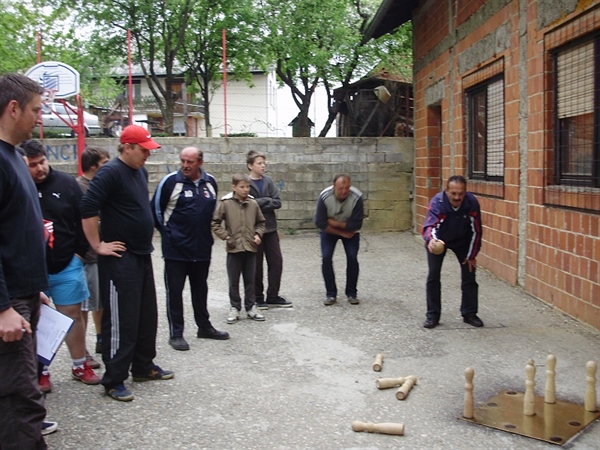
[81,125,173,402]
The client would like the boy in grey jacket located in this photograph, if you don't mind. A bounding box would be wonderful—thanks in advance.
[211,173,266,324]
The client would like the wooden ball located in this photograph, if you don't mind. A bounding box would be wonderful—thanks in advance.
[431,240,445,255]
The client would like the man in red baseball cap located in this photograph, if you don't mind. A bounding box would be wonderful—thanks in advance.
[81,124,173,402]
[119,125,161,150]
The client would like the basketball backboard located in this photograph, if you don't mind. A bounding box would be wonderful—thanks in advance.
[25,61,80,100]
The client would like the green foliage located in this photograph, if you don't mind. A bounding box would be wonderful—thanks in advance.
[4,0,413,138]
[221,132,257,137]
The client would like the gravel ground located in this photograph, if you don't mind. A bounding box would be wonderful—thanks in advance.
[43,231,600,449]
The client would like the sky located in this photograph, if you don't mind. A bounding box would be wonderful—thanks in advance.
[276,85,336,137]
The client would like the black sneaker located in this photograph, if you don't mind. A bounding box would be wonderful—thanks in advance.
[256,301,269,310]
[41,421,58,436]
[423,317,439,329]
[323,296,337,306]
[266,296,293,308]
[105,384,134,402]
[197,327,230,340]
[132,365,174,382]
[463,315,484,327]
[169,336,190,351]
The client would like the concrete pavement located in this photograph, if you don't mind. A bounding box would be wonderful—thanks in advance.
[44,232,600,449]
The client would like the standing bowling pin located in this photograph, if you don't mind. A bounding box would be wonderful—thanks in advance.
[463,367,475,419]
[524,359,536,416]
[545,354,556,404]
[584,361,597,412]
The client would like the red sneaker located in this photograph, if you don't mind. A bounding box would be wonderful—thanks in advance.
[39,372,52,393]
[72,361,101,385]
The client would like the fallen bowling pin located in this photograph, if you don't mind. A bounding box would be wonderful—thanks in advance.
[396,375,417,400]
[373,354,384,372]
[376,377,409,390]
[351,421,404,436]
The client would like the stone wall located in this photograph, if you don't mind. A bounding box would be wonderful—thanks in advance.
[44,137,414,232]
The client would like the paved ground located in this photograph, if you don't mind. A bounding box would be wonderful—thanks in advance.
[44,232,599,449]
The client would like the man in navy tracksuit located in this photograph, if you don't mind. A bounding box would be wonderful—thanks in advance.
[422,175,483,329]
[152,147,229,351]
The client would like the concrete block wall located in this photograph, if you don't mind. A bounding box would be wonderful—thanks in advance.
[410,0,599,330]
[44,137,414,233]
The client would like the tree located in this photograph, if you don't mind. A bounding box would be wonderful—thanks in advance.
[257,0,412,137]
[52,0,196,135]
[180,0,259,136]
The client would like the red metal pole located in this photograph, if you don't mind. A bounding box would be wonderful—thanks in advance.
[222,29,227,138]
[75,95,85,176]
[37,31,44,139]
[36,31,41,64]
[128,29,133,125]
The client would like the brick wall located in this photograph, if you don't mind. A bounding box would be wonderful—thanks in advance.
[44,137,413,233]
[411,0,599,330]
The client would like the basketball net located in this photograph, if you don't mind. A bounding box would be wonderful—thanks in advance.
[44,88,56,104]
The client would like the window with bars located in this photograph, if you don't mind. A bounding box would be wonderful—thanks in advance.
[466,76,505,181]
[553,36,599,188]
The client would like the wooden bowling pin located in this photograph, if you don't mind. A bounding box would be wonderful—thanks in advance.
[396,375,417,400]
[524,359,536,416]
[351,420,404,436]
[584,360,597,412]
[376,377,408,390]
[544,354,556,404]
[463,367,475,419]
[372,354,384,372]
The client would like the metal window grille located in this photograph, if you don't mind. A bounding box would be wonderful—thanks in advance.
[554,36,599,188]
[466,76,505,181]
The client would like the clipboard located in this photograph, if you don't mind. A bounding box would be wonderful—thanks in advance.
[37,304,74,366]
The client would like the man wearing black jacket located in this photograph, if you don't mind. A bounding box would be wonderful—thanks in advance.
[22,139,100,385]
[0,73,49,449]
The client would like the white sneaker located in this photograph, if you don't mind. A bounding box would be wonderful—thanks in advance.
[246,305,265,321]
[227,307,240,324]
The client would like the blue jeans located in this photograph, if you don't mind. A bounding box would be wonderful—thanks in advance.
[319,232,360,298]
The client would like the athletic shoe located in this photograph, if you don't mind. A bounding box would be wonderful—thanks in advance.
[227,307,240,324]
[463,315,484,327]
[196,327,230,340]
[266,296,293,308]
[347,296,360,305]
[323,296,337,306]
[86,351,101,369]
[105,384,134,402]
[246,305,265,321]
[256,301,269,310]
[72,362,101,385]
[423,317,439,329]
[39,372,52,393]
[169,336,190,351]
[41,421,58,436]
[132,365,174,382]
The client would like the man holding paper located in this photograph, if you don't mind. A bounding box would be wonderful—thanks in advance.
[0,74,49,449]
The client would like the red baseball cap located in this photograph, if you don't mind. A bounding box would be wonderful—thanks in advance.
[120,125,161,150]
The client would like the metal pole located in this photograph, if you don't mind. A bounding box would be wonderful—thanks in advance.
[222,29,227,138]
[128,29,133,125]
